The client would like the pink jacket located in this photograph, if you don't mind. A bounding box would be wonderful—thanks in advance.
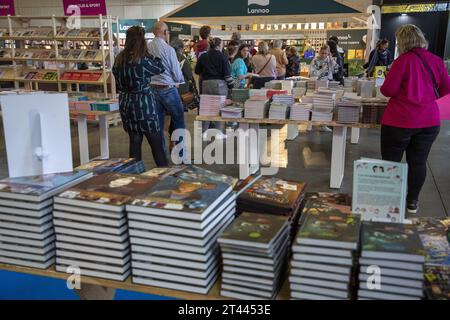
[380,47,450,128]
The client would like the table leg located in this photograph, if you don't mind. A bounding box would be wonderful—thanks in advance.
[77,114,89,165]
[75,284,116,300]
[351,127,360,144]
[238,123,250,180]
[99,115,109,160]
[330,126,347,189]
[286,124,299,141]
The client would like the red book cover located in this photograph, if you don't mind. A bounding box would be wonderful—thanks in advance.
[60,72,72,80]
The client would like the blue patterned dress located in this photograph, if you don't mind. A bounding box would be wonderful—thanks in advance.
[112,55,165,134]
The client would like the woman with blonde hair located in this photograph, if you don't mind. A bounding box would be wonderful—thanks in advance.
[251,41,277,89]
[380,24,450,214]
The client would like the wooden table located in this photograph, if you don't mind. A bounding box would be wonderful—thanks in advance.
[71,110,119,165]
[0,263,291,300]
[195,116,380,189]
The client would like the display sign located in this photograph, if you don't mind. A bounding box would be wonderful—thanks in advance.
[63,0,107,16]
[0,0,15,16]
[166,22,192,36]
[113,19,157,36]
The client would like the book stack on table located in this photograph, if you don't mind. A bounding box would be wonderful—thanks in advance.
[358,222,425,300]
[220,106,244,119]
[336,98,362,124]
[249,89,268,100]
[218,212,290,300]
[290,103,312,121]
[244,99,270,119]
[232,89,250,103]
[311,88,336,122]
[126,174,236,294]
[269,103,290,120]
[53,173,157,281]
[0,171,92,269]
[199,95,227,116]
[290,211,361,300]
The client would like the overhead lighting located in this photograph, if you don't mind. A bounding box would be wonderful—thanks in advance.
[296,23,302,30]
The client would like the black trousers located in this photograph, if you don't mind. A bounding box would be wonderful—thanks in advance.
[128,131,168,167]
[381,125,440,202]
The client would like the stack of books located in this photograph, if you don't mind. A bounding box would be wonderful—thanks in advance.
[266,90,289,99]
[424,266,450,300]
[237,177,306,242]
[244,99,270,119]
[249,89,268,100]
[311,89,336,122]
[328,81,340,90]
[281,80,294,92]
[301,192,352,217]
[272,94,295,107]
[218,212,290,299]
[269,103,290,120]
[75,158,145,175]
[315,79,329,89]
[0,171,92,269]
[336,99,362,124]
[232,89,250,103]
[290,211,361,300]
[307,80,316,92]
[126,176,236,294]
[344,78,354,93]
[290,103,312,121]
[220,106,244,119]
[359,80,375,98]
[265,81,282,90]
[361,99,387,124]
[292,87,307,99]
[358,222,425,300]
[199,95,227,116]
[53,173,157,281]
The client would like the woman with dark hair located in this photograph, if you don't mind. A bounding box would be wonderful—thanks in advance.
[286,46,300,78]
[327,39,344,85]
[232,44,251,88]
[364,39,391,77]
[112,26,168,167]
[195,37,234,138]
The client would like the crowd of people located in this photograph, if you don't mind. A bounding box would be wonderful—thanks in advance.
[112,22,450,214]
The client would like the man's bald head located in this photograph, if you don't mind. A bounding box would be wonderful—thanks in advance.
[153,21,169,39]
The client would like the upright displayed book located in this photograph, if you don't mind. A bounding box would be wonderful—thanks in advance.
[352,158,408,223]
[53,173,158,281]
[424,266,450,300]
[218,212,290,299]
[126,176,236,294]
[290,211,361,300]
[358,221,425,300]
[0,171,92,269]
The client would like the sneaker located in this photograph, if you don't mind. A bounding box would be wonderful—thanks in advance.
[407,200,419,214]
[319,126,333,133]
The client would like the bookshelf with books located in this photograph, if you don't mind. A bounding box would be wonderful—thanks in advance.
[0,15,119,98]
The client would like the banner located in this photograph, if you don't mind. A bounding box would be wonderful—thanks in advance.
[113,19,157,37]
[0,0,15,16]
[63,0,107,16]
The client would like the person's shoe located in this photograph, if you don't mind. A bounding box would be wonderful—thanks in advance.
[407,200,419,214]
[319,126,333,133]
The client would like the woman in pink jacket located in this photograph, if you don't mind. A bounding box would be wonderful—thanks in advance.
[380,24,450,214]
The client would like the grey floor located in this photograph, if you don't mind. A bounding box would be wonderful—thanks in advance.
[0,112,448,218]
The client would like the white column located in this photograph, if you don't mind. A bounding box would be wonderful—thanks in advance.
[330,126,348,189]
[350,127,360,144]
[77,114,89,165]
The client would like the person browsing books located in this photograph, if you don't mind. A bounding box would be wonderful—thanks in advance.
[112,26,168,167]
[232,44,252,89]
[269,40,289,80]
[251,41,277,89]
[364,39,391,78]
[380,24,450,214]
[148,21,186,162]
[309,45,339,81]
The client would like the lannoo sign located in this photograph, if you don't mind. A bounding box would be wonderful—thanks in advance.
[247,0,270,15]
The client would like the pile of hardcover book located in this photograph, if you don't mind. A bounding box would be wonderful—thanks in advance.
[53,173,156,281]
[237,177,306,242]
[0,171,92,269]
[232,89,250,103]
[126,170,236,294]
[220,106,244,119]
[75,158,146,175]
[290,103,312,121]
[290,211,361,300]
[218,212,290,299]
[244,99,270,119]
[357,222,425,300]
[336,98,362,124]
[199,95,227,117]
[361,99,387,124]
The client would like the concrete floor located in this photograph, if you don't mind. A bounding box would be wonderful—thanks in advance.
[0,112,448,218]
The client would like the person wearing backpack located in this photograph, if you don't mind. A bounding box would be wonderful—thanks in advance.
[380,24,450,214]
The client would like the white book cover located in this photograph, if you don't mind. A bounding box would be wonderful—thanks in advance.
[53,203,126,220]
[56,264,130,281]
[0,256,55,269]
[0,227,54,240]
[0,242,55,255]
[54,226,128,243]
[132,259,219,279]
[131,244,217,263]
[290,291,344,300]
[290,269,351,282]
[0,248,55,262]
[290,284,349,299]
[56,257,130,274]
[292,253,353,266]
[56,249,130,266]
[53,219,127,236]
[221,277,273,292]
[0,220,53,234]
[132,268,218,287]
[55,242,129,258]
[0,205,52,218]
[221,284,274,299]
[129,236,216,255]
[292,245,353,258]
[0,198,53,211]
[132,276,216,295]
[220,290,268,300]
[289,276,348,290]
[53,211,126,227]
[357,289,421,300]
[132,252,216,271]
[56,234,128,251]
[0,234,55,247]
[290,261,350,275]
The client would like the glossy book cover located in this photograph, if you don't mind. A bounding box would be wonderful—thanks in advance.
[174,165,238,188]
[75,158,136,174]
[0,171,90,196]
[412,218,450,266]
[130,176,230,213]
[219,212,288,245]
[362,221,425,256]
[302,192,352,215]
[298,211,360,244]
[424,266,450,300]
[57,173,157,206]
[239,177,306,209]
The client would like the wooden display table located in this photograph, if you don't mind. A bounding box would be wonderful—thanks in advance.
[0,263,291,300]
[71,110,120,165]
[195,116,380,189]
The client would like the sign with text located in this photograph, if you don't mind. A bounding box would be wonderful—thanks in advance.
[0,0,15,16]
[167,22,191,36]
[63,0,106,16]
[113,19,157,35]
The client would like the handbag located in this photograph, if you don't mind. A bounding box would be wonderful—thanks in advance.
[410,50,440,98]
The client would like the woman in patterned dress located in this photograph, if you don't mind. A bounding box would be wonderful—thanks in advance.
[112,26,168,166]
